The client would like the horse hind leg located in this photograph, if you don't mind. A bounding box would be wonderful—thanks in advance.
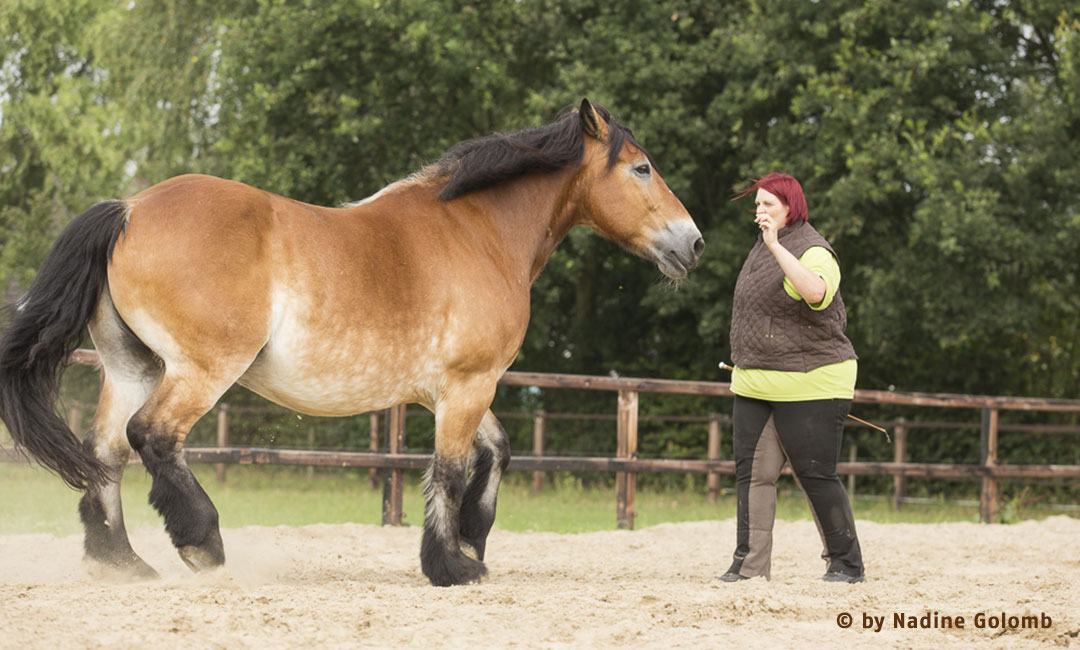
[79,374,161,579]
[126,364,241,572]
[80,297,162,578]
[459,410,510,562]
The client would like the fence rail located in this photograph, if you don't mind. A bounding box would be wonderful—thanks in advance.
[5,350,1077,528]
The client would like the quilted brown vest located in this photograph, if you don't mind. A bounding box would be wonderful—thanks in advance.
[729,221,857,372]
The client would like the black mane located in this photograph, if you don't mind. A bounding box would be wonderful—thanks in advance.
[434,104,653,201]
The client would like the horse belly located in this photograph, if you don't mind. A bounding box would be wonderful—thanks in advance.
[237,340,438,416]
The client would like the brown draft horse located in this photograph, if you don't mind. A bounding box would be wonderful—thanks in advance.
[0,100,703,586]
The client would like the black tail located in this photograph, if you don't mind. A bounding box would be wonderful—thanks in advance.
[0,201,129,490]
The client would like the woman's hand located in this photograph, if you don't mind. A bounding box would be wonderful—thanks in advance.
[755,211,781,247]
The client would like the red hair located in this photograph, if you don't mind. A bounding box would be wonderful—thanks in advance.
[733,172,808,225]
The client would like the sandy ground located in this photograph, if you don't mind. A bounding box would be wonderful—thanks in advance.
[1,517,1077,649]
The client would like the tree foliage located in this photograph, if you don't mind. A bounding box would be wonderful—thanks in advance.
[0,0,126,295]
[3,1,1078,492]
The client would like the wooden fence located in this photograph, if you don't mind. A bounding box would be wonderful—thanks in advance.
[7,349,1080,529]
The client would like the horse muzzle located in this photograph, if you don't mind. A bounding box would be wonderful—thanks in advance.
[652,219,704,279]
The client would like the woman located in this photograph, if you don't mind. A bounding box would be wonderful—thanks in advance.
[721,172,865,583]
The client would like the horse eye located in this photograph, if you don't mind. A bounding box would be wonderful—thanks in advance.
[634,164,651,177]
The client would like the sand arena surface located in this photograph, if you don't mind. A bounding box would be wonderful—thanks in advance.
[1,517,1078,649]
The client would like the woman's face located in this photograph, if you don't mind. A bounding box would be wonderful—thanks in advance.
[754,188,789,227]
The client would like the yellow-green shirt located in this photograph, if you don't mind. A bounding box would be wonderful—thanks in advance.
[731,246,857,401]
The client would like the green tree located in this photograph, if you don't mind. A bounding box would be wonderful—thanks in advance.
[3,1,1077,491]
[0,0,126,297]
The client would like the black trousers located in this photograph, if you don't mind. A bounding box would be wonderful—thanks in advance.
[726,395,864,579]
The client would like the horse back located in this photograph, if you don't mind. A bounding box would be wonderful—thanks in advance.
[105,174,530,414]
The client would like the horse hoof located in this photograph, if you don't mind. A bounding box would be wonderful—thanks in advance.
[423,552,488,587]
[179,545,224,572]
[460,557,488,585]
[460,537,487,562]
[85,554,160,581]
[130,559,162,580]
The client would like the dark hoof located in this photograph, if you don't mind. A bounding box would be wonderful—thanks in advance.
[460,536,487,562]
[85,553,160,581]
[179,545,225,572]
[422,550,488,587]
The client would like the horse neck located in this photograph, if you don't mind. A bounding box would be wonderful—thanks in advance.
[478,167,582,286]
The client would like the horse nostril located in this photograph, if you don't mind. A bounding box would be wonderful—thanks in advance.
[693,237,705,258]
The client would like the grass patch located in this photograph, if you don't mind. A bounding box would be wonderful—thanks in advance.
[1,461,1069,537]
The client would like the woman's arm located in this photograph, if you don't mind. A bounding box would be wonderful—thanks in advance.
[766,241,826,304]
[757,213,827,304]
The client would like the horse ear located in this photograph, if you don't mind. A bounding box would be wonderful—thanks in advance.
[579,98,608,141]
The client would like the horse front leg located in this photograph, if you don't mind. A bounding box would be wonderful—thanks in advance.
[459,410,511,562]
[421,379,494,586]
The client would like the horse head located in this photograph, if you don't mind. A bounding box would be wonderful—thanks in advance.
[574,99,704,279]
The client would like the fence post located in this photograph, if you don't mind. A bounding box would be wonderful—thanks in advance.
[980,408,999,523]
[306,425,315,479]
[68,403,83,439]
[707,414,722,504]
[532,410,546,494]
[616,390,638,530]
[382,404,406,526]
[216,403,229,484]
[369,411,380,489]
[892,417,907,510]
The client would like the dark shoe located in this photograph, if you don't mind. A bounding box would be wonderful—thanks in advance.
[822,571,865,584]
[719,571,749,582]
